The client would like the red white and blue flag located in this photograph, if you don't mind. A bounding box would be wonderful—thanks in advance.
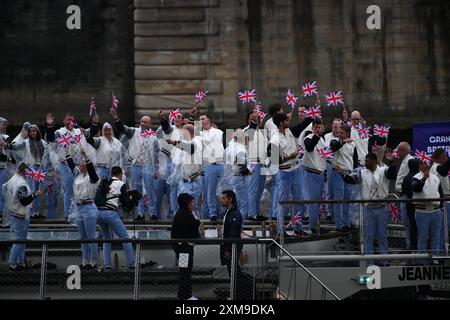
[34,169,47,183]
[71,134,82,145]
[298,146,305,157]
[286,89,299,109]
[56,132,73,148]
[25,168,37,180]
[318,146,334,159]
[357,124,371,140]
[89,97,96,117]
[373,125,390,139]
[238,89,257,104]
[302,81,318,97]
[285,211,304,231]
[195,90,208,103]
[168,108,183,125]
[304,106,322,120]
[388,203,401,223]
[414,150,432,165]
[325,91,345,107]
[141,129,157,138]
[112,94,120,110]
[392,148,400,159]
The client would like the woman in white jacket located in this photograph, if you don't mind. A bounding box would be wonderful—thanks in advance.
[2,162,42,271]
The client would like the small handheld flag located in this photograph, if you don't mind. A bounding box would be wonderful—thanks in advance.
[238,89,257,104]
[414,150,432,165]
[286,89,299,109]
[373,125,390,139]
[112,94,120,110]
[357,124,371,140]
[141,129,157,138]
[89,97,96,117]
[325,91,345,107]
[195,90,208,103]
[302,81,319,97]
[318,146,334,159]
[388,203,401,223]
[168,108,183,125]
[304,106,322,120]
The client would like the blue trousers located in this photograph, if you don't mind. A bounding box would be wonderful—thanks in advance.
[44,175,61,220]
[76,204,98,264]
[97,210,134,267]
[269,174,280,219]
[363,207,389,265]
[232,175,250,219]
[299,166,308,217]
[130,164,156,217]
[416,210,442,257]
[305,171,325,231]
[400,198,411,250]
[245,164,266,218]
[326,163,334,216]
[278,167,306,232]
[59,163,74,217]
[96,167,111,179]
[347,184,361,226]
[178,178,203,213]
[202,164,224,219]
[8,215,29,266]
[329,170,351,229]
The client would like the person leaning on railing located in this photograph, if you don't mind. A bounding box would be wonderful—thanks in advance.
[1,162,42,271]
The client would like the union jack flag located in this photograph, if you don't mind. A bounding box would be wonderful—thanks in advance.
[168,108,183,125]
[285,211,304,232]
[25,168,36,180]
[195,90,208,103]
[67,117,77,130]
[302,81,318,97]
[238,89,257,104]
[325,91,345,107]
[34,169,47,183]
[112,94,120,110]
[141,129,157,138]
[254,103,262,113]
[373,125,390,139]
[388,203,401,223]
[286,89,299,109]
[89,97,96,117]
[71,134,82,145]
[56,132,73,148]
[357,124,371,140]
[414,150,432,165]
[304,106,322,119]
[318,146,334,159]
[256,110,267,122]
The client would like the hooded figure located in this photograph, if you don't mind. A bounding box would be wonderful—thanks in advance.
[170,193,201,300]
[87,122,125,179]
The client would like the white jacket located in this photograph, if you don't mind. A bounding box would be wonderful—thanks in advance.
[3,174,32,218]
[395,155,414,193]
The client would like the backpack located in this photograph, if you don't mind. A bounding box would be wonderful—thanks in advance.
[94,178,113,207]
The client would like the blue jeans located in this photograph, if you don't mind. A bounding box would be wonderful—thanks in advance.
[299,166,308,217]
[232,175,250,219]
[0,168,7,215]
[96,167,111,179]
[416,210,442,258]
[304,171,325,231]
[278,167,306,233]
[45,175,61,220]
[245,164,266,218]
[202,164,224,219]
[363,206,389,265]
[329,170,351,229]
[130,164,156,217]
[59,163,74,217]
[400,198,411,250]
[347,184,361,226]
[76,204,98,264]
[8,215,29,266]
[269,174,280,219]
[178,178,202,213]
[326,163,334,216]
[97,210,134,267]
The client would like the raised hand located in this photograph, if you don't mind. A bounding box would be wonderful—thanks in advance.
[46,113,55,126]
[110,108,118,121]
[92,114,99,124]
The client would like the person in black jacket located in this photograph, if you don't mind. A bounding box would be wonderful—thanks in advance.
[219,190,243,275]
[401,159,420,251]
[171,193,201,300]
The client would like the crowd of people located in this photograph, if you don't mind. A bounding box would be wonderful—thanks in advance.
[0,101,449,273]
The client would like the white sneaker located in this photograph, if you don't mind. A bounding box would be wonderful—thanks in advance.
[187,296,198,300]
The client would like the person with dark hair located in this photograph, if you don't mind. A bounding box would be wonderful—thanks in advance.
[264,104,283,138]
[430,148,450,250]
[2,162,42,271]
[220,190,242,274]
[337,150,397,266]
[66,147,100,270]
[96,166,135,272]
[268,114,304,234]
[8,125,49,219]
[329,125,358,231]
[402,158,420,251]
[171,193,201,300]
[243,112,268,221]
[303,120,327,234]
